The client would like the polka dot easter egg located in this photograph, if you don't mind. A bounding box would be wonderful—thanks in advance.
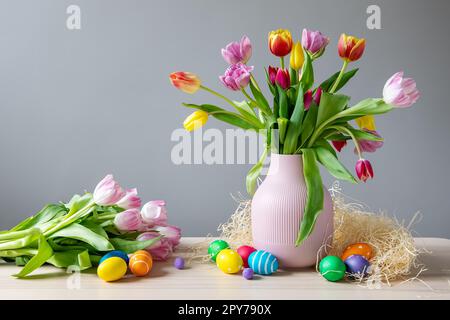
[248,250,279,275]
[97,257,128,282]
[237,245,256,268]
[129,250,153,277]
[216,249,243,274]
[208,240,230,262]
[341,243,373,261]
[99,250,129,265]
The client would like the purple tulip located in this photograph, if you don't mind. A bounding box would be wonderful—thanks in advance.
[114,209,142,231]
[301,28,330,56]
[219,63,254,91]
[116,188,141,209]
[93,174,125,206]
[355,130,384,154]
[383,71,420,108]
[221,35,252,65]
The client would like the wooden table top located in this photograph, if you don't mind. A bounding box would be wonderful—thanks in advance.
[0,237,449,300]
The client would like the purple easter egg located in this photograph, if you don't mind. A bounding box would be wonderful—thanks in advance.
[174,257,185,270]
[242,268,254,280]
[344,254,370,276]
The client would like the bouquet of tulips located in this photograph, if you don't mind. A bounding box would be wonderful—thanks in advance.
[170,28,419,245]
[0,175,181,277]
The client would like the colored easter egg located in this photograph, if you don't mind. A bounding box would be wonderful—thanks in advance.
[237,245,257,268]
[242,268,254,280]
[341,242,373,261]
[129,250,153,276]
[344,254,370,276]
[319,256,346,282]
[174,257,185,270]
[248,250,279,275]
[99,250,129,265]
[208,240,230,262]
[97,257,127,282]
[216,249,243,274]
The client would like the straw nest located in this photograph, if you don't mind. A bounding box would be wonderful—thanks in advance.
[188,183,425,288]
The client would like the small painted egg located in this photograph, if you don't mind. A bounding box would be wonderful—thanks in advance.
[174,257,185,270]
[319,256,346,282]
[237,245,256,268]
[129,250,153,277]
[99,250,129,265]
[248,250,279,275]
[341,242,373,261]
[216,249,243,274]
[97,257,127,282]
[208,240,230,262]
[344,254,370,276]
[242,268,254,280]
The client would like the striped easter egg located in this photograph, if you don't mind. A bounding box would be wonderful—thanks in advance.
[248,250,279,275]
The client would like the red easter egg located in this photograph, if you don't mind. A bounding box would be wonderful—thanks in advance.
[237,245,257,268]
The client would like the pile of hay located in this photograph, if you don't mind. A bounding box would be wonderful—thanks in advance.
[189,184,424,288]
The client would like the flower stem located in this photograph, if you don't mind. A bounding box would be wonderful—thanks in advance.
[200,85,240,110]
[280,57,285,69]
[329,60,349,94]
[250,74,262,91]
[330,125,362,158]
[241,88,257,105]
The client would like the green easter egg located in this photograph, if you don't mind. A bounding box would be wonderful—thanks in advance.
[208,240,230,262]
[319,255,346,282]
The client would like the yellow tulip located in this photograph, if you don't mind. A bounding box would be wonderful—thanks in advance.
[355,115,376,131]
[183,111,208,131]
[290,42,304,71]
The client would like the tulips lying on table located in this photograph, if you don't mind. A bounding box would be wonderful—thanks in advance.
[170,27,420,245]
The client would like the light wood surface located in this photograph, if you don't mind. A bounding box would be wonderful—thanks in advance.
[0,237,449,300]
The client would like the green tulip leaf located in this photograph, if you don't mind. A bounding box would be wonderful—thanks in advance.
[300,50,314,91]
[319,68,359,92]
[315,147,357,183]
[109,236,162,254]
[316,92,350,128]
[49,223,114,251]
[14,235,54,278]
[246,148,268,195]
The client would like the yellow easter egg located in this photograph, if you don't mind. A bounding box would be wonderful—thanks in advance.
[216,249,243,274]
[129,251,153,277]
[97,257,128,282]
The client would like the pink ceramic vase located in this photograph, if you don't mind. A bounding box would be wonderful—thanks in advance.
[251,154,334,268]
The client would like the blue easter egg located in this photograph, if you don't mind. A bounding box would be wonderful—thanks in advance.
[248,250,279,275]
[99,250,129,265]
[344,254,370,276]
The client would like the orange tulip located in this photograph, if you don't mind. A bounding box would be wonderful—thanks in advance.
[338,34,366,62]
[169,72,201,94]
[268,29,293,57]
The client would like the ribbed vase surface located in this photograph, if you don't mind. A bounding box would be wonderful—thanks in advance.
[251,154,334,268]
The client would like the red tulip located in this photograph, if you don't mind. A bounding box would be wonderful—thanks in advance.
[268,66,278,85]
[355,159,374,182]
[169,72,201,94]
[332,140,347,152]
[304,90,313,110]
[314,87,323,105]
[268,29,293,57]
[338,34,366,62]
[275,68,290,89]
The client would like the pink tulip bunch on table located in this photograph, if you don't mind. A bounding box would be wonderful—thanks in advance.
[0,174,181,277]
[170,28,420,244]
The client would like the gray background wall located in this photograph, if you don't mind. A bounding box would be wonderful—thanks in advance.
[0,0,449,237]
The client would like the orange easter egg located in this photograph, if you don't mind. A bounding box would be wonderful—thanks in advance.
[129,251,153,276]
[341,243,373,261]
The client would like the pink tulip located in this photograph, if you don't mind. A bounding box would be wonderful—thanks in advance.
[304,90,313,110]
[355,130,384,153]
[332,140,347,152]
[383,71,420,108]
[93,174,125,206]
[275,68,290,90]
[355,159,374,182]
[140,200,168,226]
[314,87,323,105]
[137,232,173,261]
[219,63,254,91]
[116,188,141,209]
[221,35,252,65]
[114,209,142,231]
[301,28,330,56]
[154,225,181,247]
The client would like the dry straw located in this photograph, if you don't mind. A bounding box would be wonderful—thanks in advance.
[189,183,425,288]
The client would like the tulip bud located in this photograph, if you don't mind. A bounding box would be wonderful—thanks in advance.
[137,232,173,261]
[268,66,278,85]
[332,140,347,152]
[314,87,323,106]
[355,159,374,182]
[303,90,313,111]
[183,111,208,132]
[275,68,290,90]
[93,174,125,206]
[116,188,141,209]
[140,200,168,226]
[289,42,304,71]
[221,35,252,65]
[355,130,383,154]
[154,225,182,248]
[169,72,201,94]
[268,29,293,57]
[219,63,254,91]
[355,115,376,131]
[338,34,366,62]
[114,209,143,231]
[383,71,420,108]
